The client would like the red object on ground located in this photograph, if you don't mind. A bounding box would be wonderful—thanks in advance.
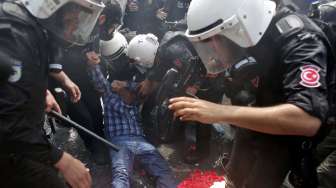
[178,169,225,188]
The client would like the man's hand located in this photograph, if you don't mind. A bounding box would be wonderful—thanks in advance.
[112,80,137,104]
[49,71,81,103]
[63,79,81,103]
[128,1,139,12]
[86,51,101,66]
[111,80,128,93]
[55,152,92,188]
[169,97,224,124]
[156,8,167,21]
[137,79,157,97]
[185,85,199,97]
[45,90,61,113]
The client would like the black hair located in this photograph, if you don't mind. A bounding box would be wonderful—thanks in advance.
[102,0,122,26]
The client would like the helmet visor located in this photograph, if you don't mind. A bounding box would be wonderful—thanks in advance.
[41,2,104,46]
[192,35,245,74]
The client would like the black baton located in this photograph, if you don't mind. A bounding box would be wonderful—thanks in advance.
[49,110,120,151]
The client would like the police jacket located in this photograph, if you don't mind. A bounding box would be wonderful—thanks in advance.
[248,8,329,123]
[231,6,331,169]
[225,8,331,188]
[0,1,63,164]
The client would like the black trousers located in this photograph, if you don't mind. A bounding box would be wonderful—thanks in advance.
[0,155,67,188]
[316,128,336,188]
[65,87,104,151]
[226,129,291,188]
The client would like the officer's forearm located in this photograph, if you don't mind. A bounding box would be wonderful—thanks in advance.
[49,71,71,86]
[221,104,321,137]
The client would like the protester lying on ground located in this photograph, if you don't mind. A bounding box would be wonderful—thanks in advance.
[87,33,177,188]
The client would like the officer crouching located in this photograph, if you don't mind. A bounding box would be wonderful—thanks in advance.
[168,0,333,187]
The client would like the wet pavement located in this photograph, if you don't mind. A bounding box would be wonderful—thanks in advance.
[51,119,233,188]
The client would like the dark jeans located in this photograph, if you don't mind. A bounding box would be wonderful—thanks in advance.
[0,155,66,188]
[316,129,336,188]
[109,135,177,188]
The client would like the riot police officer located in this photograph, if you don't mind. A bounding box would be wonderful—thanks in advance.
[0,0,105,187]
[169,0,332,187]
[53,0,122,165]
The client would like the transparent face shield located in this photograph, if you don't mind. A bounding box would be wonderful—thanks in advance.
[192,35,246,74]
[40,2,103,46]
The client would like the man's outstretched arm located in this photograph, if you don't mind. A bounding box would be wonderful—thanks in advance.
[169,97,321,137]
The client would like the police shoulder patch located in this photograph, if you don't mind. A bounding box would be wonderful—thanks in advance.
[299,65,321,88]
[276,14,304,34]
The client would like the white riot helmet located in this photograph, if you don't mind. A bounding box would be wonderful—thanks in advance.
[127,33,159,73]
[186,0,276,47]
[21,0,105,46]
[185,0,276,74]
[100,31,128,61]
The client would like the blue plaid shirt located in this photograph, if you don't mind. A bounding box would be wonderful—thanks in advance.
[88,64,144,138]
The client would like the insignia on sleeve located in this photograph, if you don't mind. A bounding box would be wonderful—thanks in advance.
[8,60,22,83]
[300,65,321,88]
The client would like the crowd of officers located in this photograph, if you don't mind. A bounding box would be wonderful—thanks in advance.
[0,0,336,188]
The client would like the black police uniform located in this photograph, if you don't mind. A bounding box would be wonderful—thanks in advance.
[56,45,106,158]
[0,1,65,187]
[123,0,163,38]
[225,8,330,188]
[309,2,336,188]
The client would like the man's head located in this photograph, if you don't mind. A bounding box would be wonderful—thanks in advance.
[127,33,160,73]
[98,0,122,41]
[21,0,105,46]
[185,0,276,74]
